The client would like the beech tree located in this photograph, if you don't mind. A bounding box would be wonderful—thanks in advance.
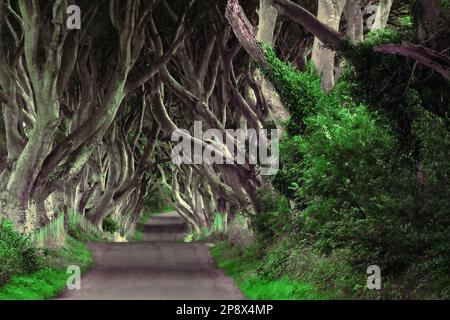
[266,0,450,79]
[311,0,347,91]
[0,0,187,231]
[0,0,280,235]
[1,0,81,231]
[148,3,267,221]
[2,0,445,241]
[371,0,393,31]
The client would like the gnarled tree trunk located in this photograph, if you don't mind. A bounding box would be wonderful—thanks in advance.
[311,0,347,92]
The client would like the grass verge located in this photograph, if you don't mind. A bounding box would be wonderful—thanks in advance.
[211,241,329,300]
[0,236,92,300]
[68,227,109,242]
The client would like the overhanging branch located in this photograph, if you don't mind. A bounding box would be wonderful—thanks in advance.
[374,42,450,80]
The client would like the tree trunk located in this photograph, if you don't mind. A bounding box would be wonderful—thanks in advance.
[371,0,393,31]
[417,0,443,42]
[344,0,363,43]
[311,0,347,92]
[256,0,288,122]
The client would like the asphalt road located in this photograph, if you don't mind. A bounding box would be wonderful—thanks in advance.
[59,212,244,300]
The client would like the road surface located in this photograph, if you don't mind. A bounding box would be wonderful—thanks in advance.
[59,212,244,300]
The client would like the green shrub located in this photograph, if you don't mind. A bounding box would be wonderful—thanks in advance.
[0,236,93,300]
[248,187,292,244]
[254,37,450,298]
[101,215,120,234]
[211,241,327,300]
[0,220,41,287]
[145,190,171,213]
[342,28,450,148]
[341,30,450,281]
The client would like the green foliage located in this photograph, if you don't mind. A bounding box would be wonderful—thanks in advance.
[341,30,450,282]
[212,213,226,234]
[0,212,98,299]
[248,187,292,244]
[0,268,73,300]
[289,101,420,270]
[253,33,450,298]
[131,214,151,243]
[259,42,324,137]
[184,227,211,242]
[102,215,120,234]
[145,190,172,213]
[156,206,175,214]
[0,220,41,287]
[342,29,450,147]
[133,231,144,242]
[68,227,104,242]
[0,236,92,300]
[255,241,361,298]
[398,15,413,27]
[211,241,326,300]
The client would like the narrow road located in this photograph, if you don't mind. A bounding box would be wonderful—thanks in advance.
[59,212,244,300]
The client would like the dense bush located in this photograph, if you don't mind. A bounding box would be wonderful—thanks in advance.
[248,186,292,245]
[145,189,171,213]
[0,220,41,287]
[253,35,450,297]
[342,29,450,149]
[211,241,326,300]
[101,215,120,234]
[0,236,93,299]
[341,29,450,280]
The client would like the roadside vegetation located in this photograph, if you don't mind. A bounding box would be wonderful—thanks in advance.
[0,0,448,301]
[0,220,93,300]
[211,241,328,300]
[0,199,174,299]
[210,1,450,300]
[184,213,229,243]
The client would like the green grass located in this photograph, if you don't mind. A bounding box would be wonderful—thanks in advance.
[211,241,328,300]
[0,236,93,300]
[68,227,106,242]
